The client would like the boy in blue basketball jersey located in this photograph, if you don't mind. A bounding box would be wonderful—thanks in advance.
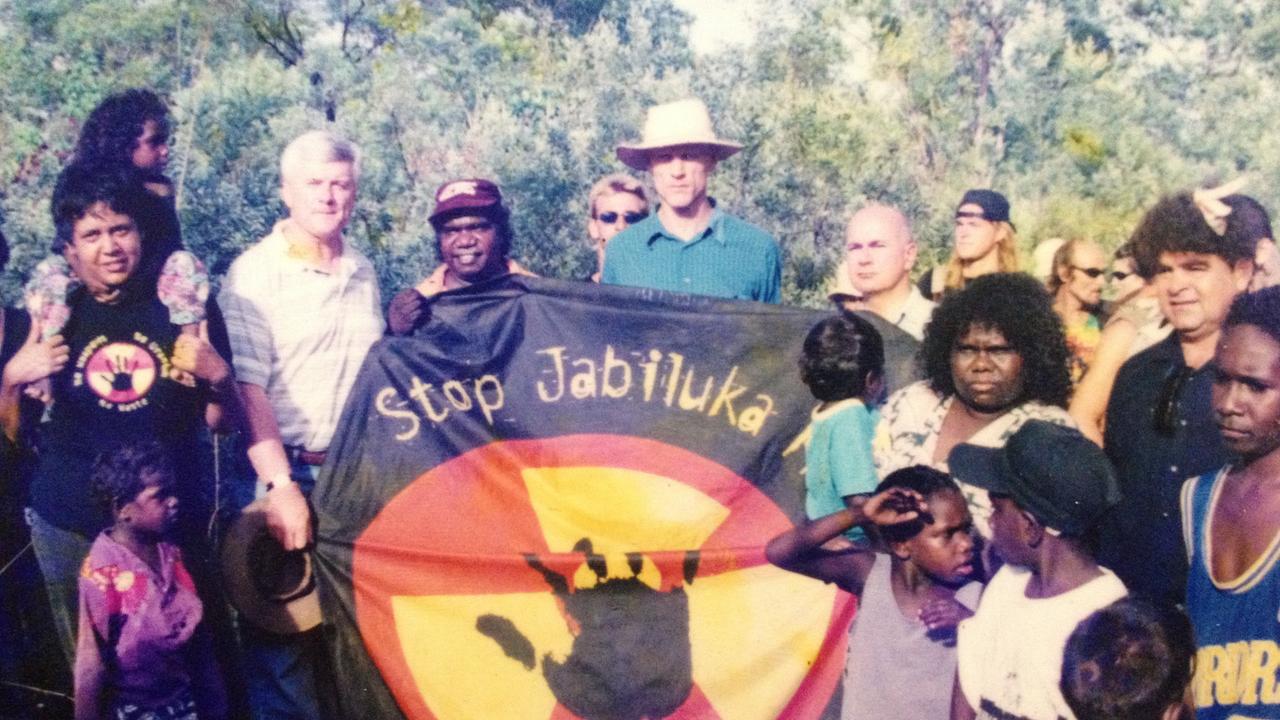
[1183,286,1280,720]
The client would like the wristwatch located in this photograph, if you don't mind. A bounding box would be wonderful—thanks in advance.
[264,474,296,493]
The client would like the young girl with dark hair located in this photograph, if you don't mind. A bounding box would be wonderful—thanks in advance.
[75,442,226,720]
[796,313,885,541]
[767,466,981,719]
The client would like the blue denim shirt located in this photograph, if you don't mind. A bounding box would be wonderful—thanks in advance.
[601,204,782,303]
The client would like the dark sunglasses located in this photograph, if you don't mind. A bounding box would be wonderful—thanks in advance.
[1072,266,1106,279]
[1153,365,1193,437]
[1111,271,1132,282]
[596,211,648,225]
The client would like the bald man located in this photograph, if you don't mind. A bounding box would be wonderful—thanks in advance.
[843,204,935,340]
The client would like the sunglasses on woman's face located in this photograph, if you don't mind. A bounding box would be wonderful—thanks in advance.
[596,211,648,225]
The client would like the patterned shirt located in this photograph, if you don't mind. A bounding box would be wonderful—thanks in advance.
[602,205,782,303]
[873,381,1075,536]
[219,222,385,451]
[75,534,222,718]
[1063,312,1102,385]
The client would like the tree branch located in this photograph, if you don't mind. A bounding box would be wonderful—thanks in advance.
[245,3,305,67]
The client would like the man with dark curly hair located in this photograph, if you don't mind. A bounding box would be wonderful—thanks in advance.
[874,272,1074,543]
[1098,191,1256,606]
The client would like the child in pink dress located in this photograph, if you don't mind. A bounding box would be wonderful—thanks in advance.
[75,442,226,720]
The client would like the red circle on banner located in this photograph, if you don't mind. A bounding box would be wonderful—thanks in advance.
[352,434,851,720]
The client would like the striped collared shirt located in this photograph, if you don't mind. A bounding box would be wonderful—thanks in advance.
[219,222,384,451]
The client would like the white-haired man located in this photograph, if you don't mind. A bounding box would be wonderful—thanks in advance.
[219,129,384,719]
[603,98,781,303]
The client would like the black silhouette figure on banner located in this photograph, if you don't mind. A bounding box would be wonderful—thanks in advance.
[478,537,700,720]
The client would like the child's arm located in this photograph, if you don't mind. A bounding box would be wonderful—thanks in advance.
[185,622,228,720]
[73,573,109,720]
[830,403,879,506]
[950,671,977,720]
[766,488,927,594]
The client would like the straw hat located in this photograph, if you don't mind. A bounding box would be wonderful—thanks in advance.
[220,498,322,635]
[616,98,743,171]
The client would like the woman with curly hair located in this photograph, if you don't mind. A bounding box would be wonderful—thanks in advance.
[875,272,1074,543]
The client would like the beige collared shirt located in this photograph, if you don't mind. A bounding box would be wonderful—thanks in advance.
[219,221,385,451]
[882,286,935,341]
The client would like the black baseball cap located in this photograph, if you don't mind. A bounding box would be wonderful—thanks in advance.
[956,189,1013,226]
[947,420,1119,536]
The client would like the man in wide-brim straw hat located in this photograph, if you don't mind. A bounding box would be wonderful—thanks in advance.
[602,97,782,303]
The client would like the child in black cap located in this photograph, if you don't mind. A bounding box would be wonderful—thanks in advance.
[947,420,1127,720]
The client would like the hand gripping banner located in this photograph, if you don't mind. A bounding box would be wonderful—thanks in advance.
[312,277,856,719]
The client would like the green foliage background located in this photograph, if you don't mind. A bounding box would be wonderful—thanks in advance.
[3,0,1279,307]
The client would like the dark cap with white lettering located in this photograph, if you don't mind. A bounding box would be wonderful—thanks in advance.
[430,178,505,225]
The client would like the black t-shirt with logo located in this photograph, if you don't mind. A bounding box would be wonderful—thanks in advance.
[29,290,230,537]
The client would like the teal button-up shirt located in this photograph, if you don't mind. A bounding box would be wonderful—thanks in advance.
[601,205,782,303]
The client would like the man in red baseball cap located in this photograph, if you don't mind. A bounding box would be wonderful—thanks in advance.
[387,178,534,335]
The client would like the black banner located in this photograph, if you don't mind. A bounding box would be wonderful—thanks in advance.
[312,276,854,720]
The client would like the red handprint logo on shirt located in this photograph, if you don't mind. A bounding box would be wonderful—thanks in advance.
[85,342,157,403]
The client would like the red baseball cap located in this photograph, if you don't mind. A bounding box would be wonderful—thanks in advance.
[429,178,505,224]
